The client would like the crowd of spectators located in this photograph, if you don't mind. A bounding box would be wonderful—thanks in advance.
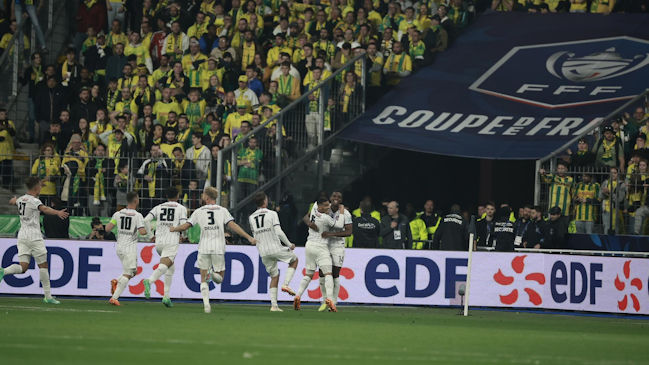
[0,0,475,220]
[540,105,649,235]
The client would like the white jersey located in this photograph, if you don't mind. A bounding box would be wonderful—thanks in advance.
[328,209,352,246]
[307,206,343,246]
[16,194,44,241]
[110,209,145,251]
[146,201,187,246]
[249,208,289,257]
[309,202,351,246]
[188,204,233,254]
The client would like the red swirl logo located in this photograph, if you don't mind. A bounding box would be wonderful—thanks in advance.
[494,255,545,306]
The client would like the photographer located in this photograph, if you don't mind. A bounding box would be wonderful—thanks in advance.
[87,217,116,241]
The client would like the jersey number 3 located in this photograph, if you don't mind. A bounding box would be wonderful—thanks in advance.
[207,211,215,225]
[120,216,132,230]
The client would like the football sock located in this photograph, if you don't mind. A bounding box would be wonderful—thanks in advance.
[270,287,278,307]
[333,277,341,305]
[149,263,168,283]
[112,276,129,300]
[39,268,52,299]
[164,266,175,298]
[296,275,311,297]
[283,267,296,287]
[325,275,334,302]
[319,277,326,302]
[4,264,22,275]
[200,282,210,307]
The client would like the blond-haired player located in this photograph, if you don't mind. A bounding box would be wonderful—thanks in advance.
[0,177,69,304]
[171,187,257,313]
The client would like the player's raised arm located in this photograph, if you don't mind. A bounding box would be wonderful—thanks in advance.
[226,220,257,245]
[303,211,317,231]
[273,213,294,249]
[38,205,69,220]
[8,196,17,206]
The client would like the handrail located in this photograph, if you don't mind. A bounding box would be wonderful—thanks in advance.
[215,53,366,206]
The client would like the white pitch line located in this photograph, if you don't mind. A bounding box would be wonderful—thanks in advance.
[0,305,117,313]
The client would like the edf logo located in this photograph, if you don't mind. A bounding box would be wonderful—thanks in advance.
[469,36,649,108]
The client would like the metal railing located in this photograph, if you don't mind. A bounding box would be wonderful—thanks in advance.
[0,0,61,100]
[215,53,367,217]
[534,89,649,206]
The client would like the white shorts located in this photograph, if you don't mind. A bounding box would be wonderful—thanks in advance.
[261,250,297,277]
[305,242,332,273]
[328,243,345,267]
[156,244,179,261]
[17,238,47,264]
[117,249,137,276]
[197,253,225,272]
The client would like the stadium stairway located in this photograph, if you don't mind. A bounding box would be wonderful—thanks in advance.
[287,143,387,213]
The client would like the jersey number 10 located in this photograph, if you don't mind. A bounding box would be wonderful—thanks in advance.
[120,216,132,230]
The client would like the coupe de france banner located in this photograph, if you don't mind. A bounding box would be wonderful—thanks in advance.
[1,239,647,315]
[341,12,649,159]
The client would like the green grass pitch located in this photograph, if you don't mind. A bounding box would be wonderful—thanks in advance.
[0,297,647,364]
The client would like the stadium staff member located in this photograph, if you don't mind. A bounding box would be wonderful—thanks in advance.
[432,204,468,251]
[544,206,569,249]
[352,200,381,248]
[417,200,441,243]
[493,206,515,252]
[379,201,412,249]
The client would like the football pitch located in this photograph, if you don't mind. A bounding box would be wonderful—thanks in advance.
[0,297,647,364]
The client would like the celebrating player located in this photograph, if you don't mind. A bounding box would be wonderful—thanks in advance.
[170,187,257,313]
[0,177,69,304]
[304,191,353,311]
[249,192,298,312]
[294,198,344,312]
[319,191,353,311]
[105,192,148,306]
[143,187,188,307]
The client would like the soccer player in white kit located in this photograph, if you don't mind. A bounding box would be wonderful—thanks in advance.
[249,192,298,312]
[170,187,256,313]
[303,191,353,311]
[105,192,148,306]
[0,177,69,304]
[294,197,344,312]
[143,187,187,307]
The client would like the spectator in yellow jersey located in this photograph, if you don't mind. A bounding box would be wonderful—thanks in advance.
[163,21,189,62]
[383,41,412,85]
[539,160,573,217]
[225,104,253,139]
[160,127,184,158]
[153,88,182,126]
[276,62,301,106]
[0,109,16,190]
[182,38,208,75]
[31,143,60,206]
[601,166,627,234]
[573,173,600,234]
[187,11,210,39]
[125,32,153,74]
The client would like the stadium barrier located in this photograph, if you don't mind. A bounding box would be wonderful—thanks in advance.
[0,238,647,315]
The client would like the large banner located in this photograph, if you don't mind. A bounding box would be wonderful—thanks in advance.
[341,12,649,159]
[0,239,647,315]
